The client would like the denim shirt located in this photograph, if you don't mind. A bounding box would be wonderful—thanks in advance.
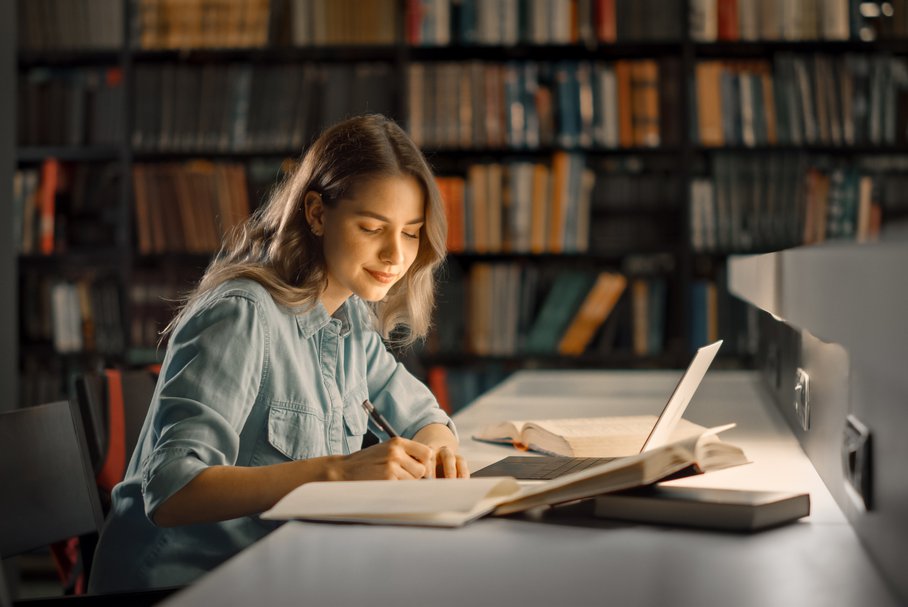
[88,279,455,593]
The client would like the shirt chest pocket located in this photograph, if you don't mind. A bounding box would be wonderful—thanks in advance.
[342,382,369,453]
[257,400,328,463]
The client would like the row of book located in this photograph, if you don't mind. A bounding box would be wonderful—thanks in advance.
[133,0,272,49]
[689,0,851,42]
[408,58,679,150]
[436,154,593,254]
[128,271,193,352]
[18,68,124,147]
[18,0,124,50]
[432,264,675,358]
[407,0,682,46]
[133,62,395,152]
[694,54,908,147]
[589,162,682,211]
[132,162,252,255]
[13,160,121,255]
[289,0,398,46]
[20,273,125,355]
[689,155,884,254]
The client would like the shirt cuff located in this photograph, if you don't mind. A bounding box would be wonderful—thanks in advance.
[141,447,208,524]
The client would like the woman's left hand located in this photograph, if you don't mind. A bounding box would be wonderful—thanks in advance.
[427,445,470,479]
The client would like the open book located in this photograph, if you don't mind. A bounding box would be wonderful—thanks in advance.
[473,415,708,457]
[260,425,748,527]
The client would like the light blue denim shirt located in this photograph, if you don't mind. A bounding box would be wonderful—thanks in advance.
[88,278,454,593]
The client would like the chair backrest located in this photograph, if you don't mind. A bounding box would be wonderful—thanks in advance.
[0,401,104,558]
[0,553,11,607]
[73,369,157,491]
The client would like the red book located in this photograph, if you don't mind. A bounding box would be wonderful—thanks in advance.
[38,158,60,255]
[427,366,452,414]
[717,0,739,41]
[595,0,617,43]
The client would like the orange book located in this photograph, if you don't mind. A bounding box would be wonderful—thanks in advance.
[631,60,660,147]
[530,163,550,254]
[38,158,60,255]
[614,61,634,148]
[132,165,154,255]
[759,65,777,145]
[558,272,627,356]
[547,152,569,253]
[695,61,724,146]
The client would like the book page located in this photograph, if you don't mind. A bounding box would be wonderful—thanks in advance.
[261,477,522,521]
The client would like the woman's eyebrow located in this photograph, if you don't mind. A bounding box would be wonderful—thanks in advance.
[354,210,425,225]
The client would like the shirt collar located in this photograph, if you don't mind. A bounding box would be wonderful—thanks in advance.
[295,299,353,339]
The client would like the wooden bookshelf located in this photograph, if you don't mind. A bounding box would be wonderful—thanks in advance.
[11,0,908,411]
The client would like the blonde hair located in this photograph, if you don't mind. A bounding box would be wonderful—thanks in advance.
[164,114,447,346]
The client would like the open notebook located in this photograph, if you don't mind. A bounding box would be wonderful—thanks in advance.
[472,340,724,480]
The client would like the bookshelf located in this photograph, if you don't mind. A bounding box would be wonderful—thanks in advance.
[2,0,15,412]
[9,0,907,412]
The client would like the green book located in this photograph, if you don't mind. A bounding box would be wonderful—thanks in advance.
[523,271,594,354]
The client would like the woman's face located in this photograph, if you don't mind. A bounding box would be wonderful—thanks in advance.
[312,174,425,314]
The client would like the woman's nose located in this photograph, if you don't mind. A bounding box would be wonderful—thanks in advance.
[380,234,405,265]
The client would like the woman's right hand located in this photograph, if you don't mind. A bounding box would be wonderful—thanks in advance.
[335,437,434,480]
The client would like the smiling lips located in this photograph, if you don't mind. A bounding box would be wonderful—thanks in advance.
[366,269,398,284]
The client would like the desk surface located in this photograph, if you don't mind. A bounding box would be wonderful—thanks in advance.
[162,371,899,607]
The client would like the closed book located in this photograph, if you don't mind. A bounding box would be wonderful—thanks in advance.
[594,486,810,531]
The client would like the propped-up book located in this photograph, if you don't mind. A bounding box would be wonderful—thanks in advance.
[472,415,708,457]
[260,425,748,527]
[593,486,810,531]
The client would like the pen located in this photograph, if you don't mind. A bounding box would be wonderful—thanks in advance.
[361,399,399,439]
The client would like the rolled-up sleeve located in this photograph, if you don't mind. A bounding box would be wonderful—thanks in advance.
[141,293,267,521]
[362,329,456,440]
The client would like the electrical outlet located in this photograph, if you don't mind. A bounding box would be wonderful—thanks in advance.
[843,414,873,511]
[793,368,810,431]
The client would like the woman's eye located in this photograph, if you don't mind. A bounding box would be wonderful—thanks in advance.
[360,226,381,234]
[403,231,419,240]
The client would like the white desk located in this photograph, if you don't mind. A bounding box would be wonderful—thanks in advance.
[162,371,899,606]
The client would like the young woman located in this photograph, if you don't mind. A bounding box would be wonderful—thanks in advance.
[89,114,468,593]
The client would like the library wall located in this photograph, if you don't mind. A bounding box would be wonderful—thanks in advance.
[11,0,908,413]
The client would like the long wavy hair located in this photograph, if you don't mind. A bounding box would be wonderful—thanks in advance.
[164,114,447,346]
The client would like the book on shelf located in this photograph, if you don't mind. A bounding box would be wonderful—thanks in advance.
[132,162,251,255]
[593,485,810,531]
[523,270,595,354]
[472,415,708,458]
[558,271,627,356]
[261,425,748,527]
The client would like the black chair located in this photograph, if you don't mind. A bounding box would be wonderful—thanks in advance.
[0,401,103,580]
[73,369,157,512]
[0,401,176,606]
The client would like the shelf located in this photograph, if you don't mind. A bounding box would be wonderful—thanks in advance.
[131,45,400,64]
[694,38,908,58]
[18,48,121,67]
[132,148,302,161]
[18,249,126,268]
[407,41,683,61]
[694,145,908,155]
[446,250,678,263]
[19,343,123,361]
[17,146,122,163]
[422,146,683,159]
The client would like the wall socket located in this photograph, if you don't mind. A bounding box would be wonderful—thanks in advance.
[793,368,810,431]
[843,414,873,511]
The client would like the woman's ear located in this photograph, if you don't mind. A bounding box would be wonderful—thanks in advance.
[303,191,325,236]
